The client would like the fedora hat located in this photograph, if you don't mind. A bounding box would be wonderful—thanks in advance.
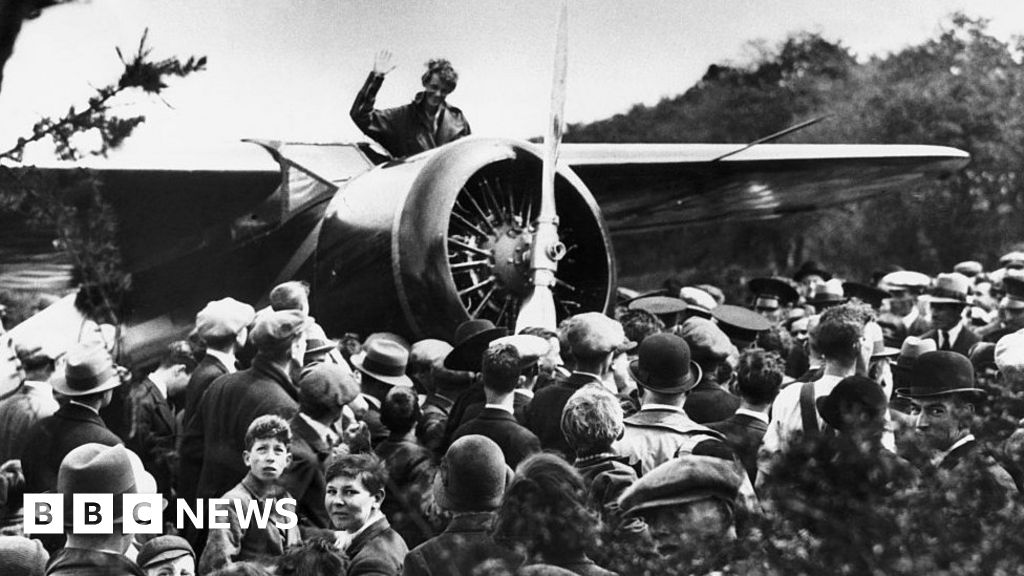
[51,342,122,397]
[842,282,891,310]
[818,375,888,431]
[57,443,137,525]
[352,339,412,387]
[443,319,508,371]
[897,350,985,399]
[927,272,970,305]
[433,434,511,512]
[628,333,702,394]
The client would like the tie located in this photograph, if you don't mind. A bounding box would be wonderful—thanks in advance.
[941,331,951,351]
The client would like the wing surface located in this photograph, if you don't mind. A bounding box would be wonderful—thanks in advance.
[560,143,970,234]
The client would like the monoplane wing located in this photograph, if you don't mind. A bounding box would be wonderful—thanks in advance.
[560,143,970,234]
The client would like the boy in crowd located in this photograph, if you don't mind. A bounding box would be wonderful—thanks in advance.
[199,415,302,573]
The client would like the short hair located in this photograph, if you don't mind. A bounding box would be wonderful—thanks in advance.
[269,281,310,312]
[481,343,522,394]
[159,340,198,372]
[244,414,292,450]
[421,58,458,92]
[618,309,664,346]
[755,326,792,359]
[276,538,347,576]
[815,303,871,363]
[324,452,387,495]
[518,326,558,341]
[736,348,785,405]
[561,386,624,455]
[380,386,421,436]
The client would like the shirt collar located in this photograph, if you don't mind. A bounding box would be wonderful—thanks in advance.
[205,349,237,374]
[300,412,338,446]
[734,407,770,424]
[514,388,534,400]
[484,403,514,415]
[68,400,99,415]
[346,510,385,544]
[639,403,684,413]
[944,322,964,345]
[146,374,168,400]
[935,433,975,467]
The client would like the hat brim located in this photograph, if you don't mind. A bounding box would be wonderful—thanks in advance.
[443,328,508,371]
[871,346,901,359]
[623,489,736,517]
[51,373,123,397]
[895,387,986,399]
[628,360,702,395]
[305,341,338,356]
[141,549,194,569]
[926,296,967,305]
[807,297,847,306]
[351,356,413,387]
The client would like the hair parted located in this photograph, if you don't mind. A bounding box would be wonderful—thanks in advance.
[324,452,388,495]
[244,414,292,450]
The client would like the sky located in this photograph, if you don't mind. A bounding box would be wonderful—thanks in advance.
[2,0,1024,163]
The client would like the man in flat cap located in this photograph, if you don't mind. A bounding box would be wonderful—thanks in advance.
[675,317,740,424]
[758,303,876,487]
[899,351,1017,494]
[526,313,628,460]
[615,333,725,475]
[880,270,934,338]
[920,273,979,355]
[452,341,542,469]
[186,309,309,506]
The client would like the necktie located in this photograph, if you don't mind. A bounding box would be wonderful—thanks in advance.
[941,331,951,351]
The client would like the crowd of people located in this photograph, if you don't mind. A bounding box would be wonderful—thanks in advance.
[0,250,1022,575]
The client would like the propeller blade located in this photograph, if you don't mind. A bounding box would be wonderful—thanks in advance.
[517,0,568,333]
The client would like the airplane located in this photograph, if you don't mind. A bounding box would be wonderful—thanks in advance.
[2,134,970,371]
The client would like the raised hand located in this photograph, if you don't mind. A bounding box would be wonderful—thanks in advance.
[372,49,397,76]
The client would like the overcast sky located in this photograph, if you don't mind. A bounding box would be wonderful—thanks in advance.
[2,0,1023,162]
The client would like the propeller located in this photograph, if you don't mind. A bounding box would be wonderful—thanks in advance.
[515,0,568,333]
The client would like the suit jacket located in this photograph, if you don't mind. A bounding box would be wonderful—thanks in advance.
[708,411,769,482]
[179,354,229,502]
[190,358,299,499]
[525,372,603,460]
[683,377,740,424]
[21,402,122,493]
[348,516,409,576]
[281,414,333,530]
[452,407,541,470]
[126,378,177,494]
[939,437,1018,496]
[920,325,980,357]
[402,512,522,576]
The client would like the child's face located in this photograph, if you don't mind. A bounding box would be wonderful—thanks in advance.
[243,438,292,482]
[145,555,195,576]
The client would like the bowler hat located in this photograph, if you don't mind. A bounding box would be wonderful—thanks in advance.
[711,305,771,346]
[352,339,413,387]
[195,297,255,340]
[57,443,137,526]
[618,455,743,517]
[489,334,550,369]
[748,277,799,307]
[433,434,511,512]
[251,309,309,351]
[628,333,702,394]
[137,535,195,569]
[51,342,122,397]
[842,282,891,310]
[819,375,888,431]
[793,261,832,283]
[444,319,508,371]
[927,273,970,305]
[897,351,985,399]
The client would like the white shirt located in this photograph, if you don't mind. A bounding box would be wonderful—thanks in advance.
[205,348,238,374]
[934,434,975,467]
[902,306,921,331]
[936,322,964,350]
[299,412,338,446]
[484,402,514,415]
[734,407,769,425]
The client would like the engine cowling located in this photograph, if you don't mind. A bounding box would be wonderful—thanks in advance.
[311,137,616,340]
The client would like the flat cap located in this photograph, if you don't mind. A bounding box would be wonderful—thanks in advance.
[676,317,737,364]
[1000,251,1024,270]
[954,260,984,277]
[996,330,1024,374]
[299,362,361,408]
[195,298,256,340]
[490,334,550,370]
[678,286,718,316]
[880,270,931,290]
[618,455,744,516]
[251,309,309,350]
[567,312,630,358]
[137,535,195,570]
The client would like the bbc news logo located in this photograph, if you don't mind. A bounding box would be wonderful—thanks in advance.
[23,494,298,534]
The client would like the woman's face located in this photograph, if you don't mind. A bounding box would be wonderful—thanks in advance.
[325,475,382,532]
[145,555,195,576]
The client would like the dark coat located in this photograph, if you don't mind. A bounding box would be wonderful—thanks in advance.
[442,383,485,451]
[179,354,229,502]
[281,414,333,530]
[920,326,981,356]
[708,412,769,482]
[376,437,435,548]
[347,516,409,576]
[350,73,471,158]
[402,512,522,576]
[525,372,603,460]
[21,402,122,494]
[126,378,177,494]
[191,358,299,499]
[46,547,145,576]
[575,454,638,523]
[683,377,740,424]
[452,407,541,470]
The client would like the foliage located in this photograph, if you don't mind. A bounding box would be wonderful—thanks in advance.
[567,15,1024,287]
[0,30,205,322]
